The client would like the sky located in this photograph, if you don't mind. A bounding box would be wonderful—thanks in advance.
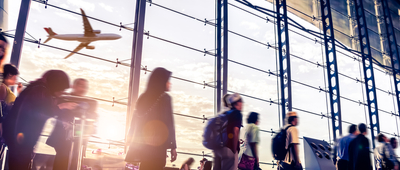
[6,0,400,169]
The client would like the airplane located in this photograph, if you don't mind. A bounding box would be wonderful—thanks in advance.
[44,8,122,59]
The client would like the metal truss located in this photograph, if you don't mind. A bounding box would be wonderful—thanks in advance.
[320,0,343,142]
[381,0,400,121]
[353,0,380,148]
[276,0,292,122]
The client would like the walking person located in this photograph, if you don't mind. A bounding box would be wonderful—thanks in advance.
[213,93,243,170]
[374,133,398,170]
[335,124,358,170]
[277,111,302,170]
[47,78,98,170]
[348,123,372,170]
[125,67,177,170]
[0,64,22,168]
[239,112,260,170]
[0,64,23,134]
[2,70,77,170]
[390,138,400,167]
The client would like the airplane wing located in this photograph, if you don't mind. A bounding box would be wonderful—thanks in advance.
[64,42,90,59]
[80,8,95,37]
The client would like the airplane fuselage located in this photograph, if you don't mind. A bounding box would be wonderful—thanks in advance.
[49,33,121,43]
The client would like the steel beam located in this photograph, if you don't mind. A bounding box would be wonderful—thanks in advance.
[216,0,222,112]
[10,0,32,68]
[276,0,292,122]
[320,0,343,142]
[353,0,380,148]
[125,0,147,150]
[381,0,400,122]
[222,0,228,96]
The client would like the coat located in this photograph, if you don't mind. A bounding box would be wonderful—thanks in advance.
[3,82,61,150]
[348,134,373,170]
[125,93,176,162]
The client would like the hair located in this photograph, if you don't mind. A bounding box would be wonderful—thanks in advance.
[203,161,212,170]
[42,70,70,93]
[349,124,357,134]
[73,78,88,85]
[377,133,386,143]
[135,67,171,114]
[222,94,230,108]
[180,157,195,169]
[358,123,367,134]
[3,64,19,80]
[0,34,8,44]
[27,70,70,94]
[288,116,297,124]
[247,112,259,124]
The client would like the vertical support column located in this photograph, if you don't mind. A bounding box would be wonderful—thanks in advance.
[353,0,380,148]
[216,0,222,112]
[125,0,147,150]
[381,0,400,121]
[222,0,228,96]
[320,0,343,142]
[347,0,358,50]
[10,0,32,68]
[276,0,292,122]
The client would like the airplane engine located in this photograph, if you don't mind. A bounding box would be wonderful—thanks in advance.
[86,46,95,49]
[93,30,101,34]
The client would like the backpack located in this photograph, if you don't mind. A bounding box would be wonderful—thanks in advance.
[272,125,292,160]
[202,110,233,150]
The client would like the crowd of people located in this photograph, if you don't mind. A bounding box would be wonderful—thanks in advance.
[335,123,400,170]
[123,52,400,170]
[123,64,303,170]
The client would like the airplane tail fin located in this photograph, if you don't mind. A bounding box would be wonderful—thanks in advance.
[44,27,57,36]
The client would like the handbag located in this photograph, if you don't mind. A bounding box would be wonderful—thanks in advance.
[238,154,256,170]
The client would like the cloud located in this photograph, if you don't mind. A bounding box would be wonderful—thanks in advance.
[55,12,79,21]
[59,4,70,9]
[228,76,277,100]
[264,30,275,44]
[67,0,95,11]
[177,62,214,83]
[241,21,261,30]
[30,2,42,12]
[99,2,113,12]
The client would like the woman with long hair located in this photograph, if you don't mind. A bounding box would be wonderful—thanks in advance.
[3,70,77,170]
[125,67,177,170]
